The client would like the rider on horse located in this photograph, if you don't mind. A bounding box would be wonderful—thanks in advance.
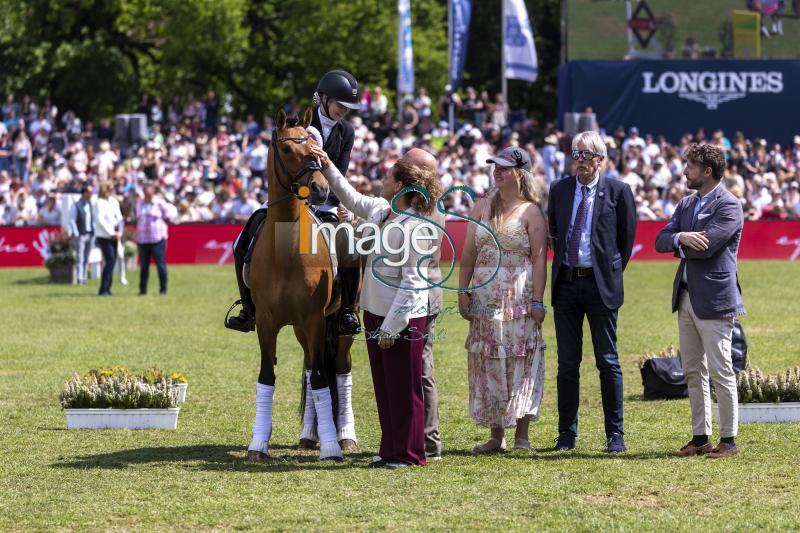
[225,69,362,336]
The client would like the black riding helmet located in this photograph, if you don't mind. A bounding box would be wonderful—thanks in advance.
[316,70,360,111]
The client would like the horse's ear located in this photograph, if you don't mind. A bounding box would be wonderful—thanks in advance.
[276,109,287,130]
[302,107,313,129]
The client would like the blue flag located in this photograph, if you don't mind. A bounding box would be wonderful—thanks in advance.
[449,0,472,90]
[398,0,414,95]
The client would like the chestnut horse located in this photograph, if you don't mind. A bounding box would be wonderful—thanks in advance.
[246,108,353,461]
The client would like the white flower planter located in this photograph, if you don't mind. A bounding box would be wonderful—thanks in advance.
[174,383,188,404]
[65,408,180,429]
[714,402,800,423]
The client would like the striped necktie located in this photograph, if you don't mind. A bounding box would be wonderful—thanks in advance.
[567,185,589,267]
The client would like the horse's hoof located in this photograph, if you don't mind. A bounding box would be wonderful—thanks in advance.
[298,439,318,451]
[339,439,357,452]
[246,450,270,462]
[320,441,343,461]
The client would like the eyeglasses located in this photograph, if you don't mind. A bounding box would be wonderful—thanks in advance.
[571,150,602,161]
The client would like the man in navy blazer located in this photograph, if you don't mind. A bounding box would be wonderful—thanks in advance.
[655,143,745,459]
[548,131,637,453]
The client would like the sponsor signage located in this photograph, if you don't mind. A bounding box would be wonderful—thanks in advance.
[2,221,799,268]
[558,60,800,144]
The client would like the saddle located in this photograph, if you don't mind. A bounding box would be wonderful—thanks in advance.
[242,207,342,317]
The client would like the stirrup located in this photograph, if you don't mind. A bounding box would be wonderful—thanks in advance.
[225,299,255,332]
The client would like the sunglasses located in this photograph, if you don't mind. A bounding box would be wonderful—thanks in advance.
[571,150,602,161]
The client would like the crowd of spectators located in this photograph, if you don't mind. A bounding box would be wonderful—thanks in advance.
[2,88,800,229]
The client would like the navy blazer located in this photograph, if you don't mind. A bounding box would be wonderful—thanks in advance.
[548,176,637,310]
[311,111,354,207]
[655,186,746,319]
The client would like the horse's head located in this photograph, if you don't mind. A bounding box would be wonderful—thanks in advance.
[270,108,330,205]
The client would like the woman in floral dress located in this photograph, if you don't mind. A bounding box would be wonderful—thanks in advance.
[459,147,548,453]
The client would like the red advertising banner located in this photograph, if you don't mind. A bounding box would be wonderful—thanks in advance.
[2,221,800,268]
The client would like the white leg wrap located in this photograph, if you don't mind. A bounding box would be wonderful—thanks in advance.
[248,383,274,454]
[311,386,342,459]
[336,373,357,442]
[300,370,319,442]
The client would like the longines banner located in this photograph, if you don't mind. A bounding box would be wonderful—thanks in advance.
[557,60,800,144]
[2,221,800,267]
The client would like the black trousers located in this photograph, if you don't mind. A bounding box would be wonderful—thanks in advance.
[553,270,624,438]
[96,237,118,295]
[138,239,168,294]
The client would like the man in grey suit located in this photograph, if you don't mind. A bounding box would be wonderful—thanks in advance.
[655,143,745,459]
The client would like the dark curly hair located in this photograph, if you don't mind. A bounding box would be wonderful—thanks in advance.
[391,160,442,215]
[684,143,726,181]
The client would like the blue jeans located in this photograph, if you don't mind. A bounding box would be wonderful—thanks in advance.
[74,234,94,283]
[553,271,624,438]
[96,237,118,295]
[138,239,168,294]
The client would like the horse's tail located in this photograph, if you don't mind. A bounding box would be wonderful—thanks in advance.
[324,313,339,431]
[298,363,307,421]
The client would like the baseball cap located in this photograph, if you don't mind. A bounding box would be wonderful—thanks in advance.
[629,127,639,134]
[794,135,800,145]
[487,147,532,172]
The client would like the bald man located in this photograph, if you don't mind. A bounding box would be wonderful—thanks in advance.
[405,148,444,460]
[339,148,444,459]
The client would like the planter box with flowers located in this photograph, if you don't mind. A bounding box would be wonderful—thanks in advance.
[45,232,76,284]
[714,366,800,423]
[142,368,188,405]
[60,367,189,429]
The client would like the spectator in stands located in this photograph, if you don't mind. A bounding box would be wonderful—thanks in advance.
[38,194,61,226]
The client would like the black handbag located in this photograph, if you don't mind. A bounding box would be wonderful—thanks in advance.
[731,319,748,373]
[640,357,688,400]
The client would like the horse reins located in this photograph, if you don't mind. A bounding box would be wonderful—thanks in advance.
[264,129,323,209]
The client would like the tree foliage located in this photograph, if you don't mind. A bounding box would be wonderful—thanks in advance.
[0,0,558,122]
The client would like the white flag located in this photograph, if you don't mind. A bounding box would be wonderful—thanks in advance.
[503,0,538,82]
[398,0,414,95]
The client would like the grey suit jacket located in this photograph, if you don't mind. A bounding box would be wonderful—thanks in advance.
[426,209,445,316]
[655,185,746,319]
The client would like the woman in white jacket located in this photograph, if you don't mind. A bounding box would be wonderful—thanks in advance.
[93,183,123,296]
[310,143,441,468]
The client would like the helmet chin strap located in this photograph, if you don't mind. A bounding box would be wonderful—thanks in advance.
[320,95,333,121]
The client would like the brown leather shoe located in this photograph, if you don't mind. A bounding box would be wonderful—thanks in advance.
[707,442,738,459]
[672,441,713,457]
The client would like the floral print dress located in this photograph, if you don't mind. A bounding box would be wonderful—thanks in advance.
[466,209,546,428]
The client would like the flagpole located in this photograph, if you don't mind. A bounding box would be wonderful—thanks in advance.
[398,1,404,129]
[448,0,455,135]
[501,0,507,105]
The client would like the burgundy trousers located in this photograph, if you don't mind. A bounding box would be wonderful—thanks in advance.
[364,311,428,466]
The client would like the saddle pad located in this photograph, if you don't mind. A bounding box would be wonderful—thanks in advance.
[243,208,337,288]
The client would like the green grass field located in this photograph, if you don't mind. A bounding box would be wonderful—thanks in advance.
[568,0,800,60]
[1,261,799,530]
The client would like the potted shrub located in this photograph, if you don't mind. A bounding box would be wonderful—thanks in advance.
[60,367,183,429]
[45,232,76,284]
[714,366,800,423]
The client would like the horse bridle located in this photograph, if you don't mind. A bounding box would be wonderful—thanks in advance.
[266,129,323,208]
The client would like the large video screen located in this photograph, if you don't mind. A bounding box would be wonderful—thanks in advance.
[567,0,800,60]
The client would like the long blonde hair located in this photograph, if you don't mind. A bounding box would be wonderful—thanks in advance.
[489,167,541,230]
